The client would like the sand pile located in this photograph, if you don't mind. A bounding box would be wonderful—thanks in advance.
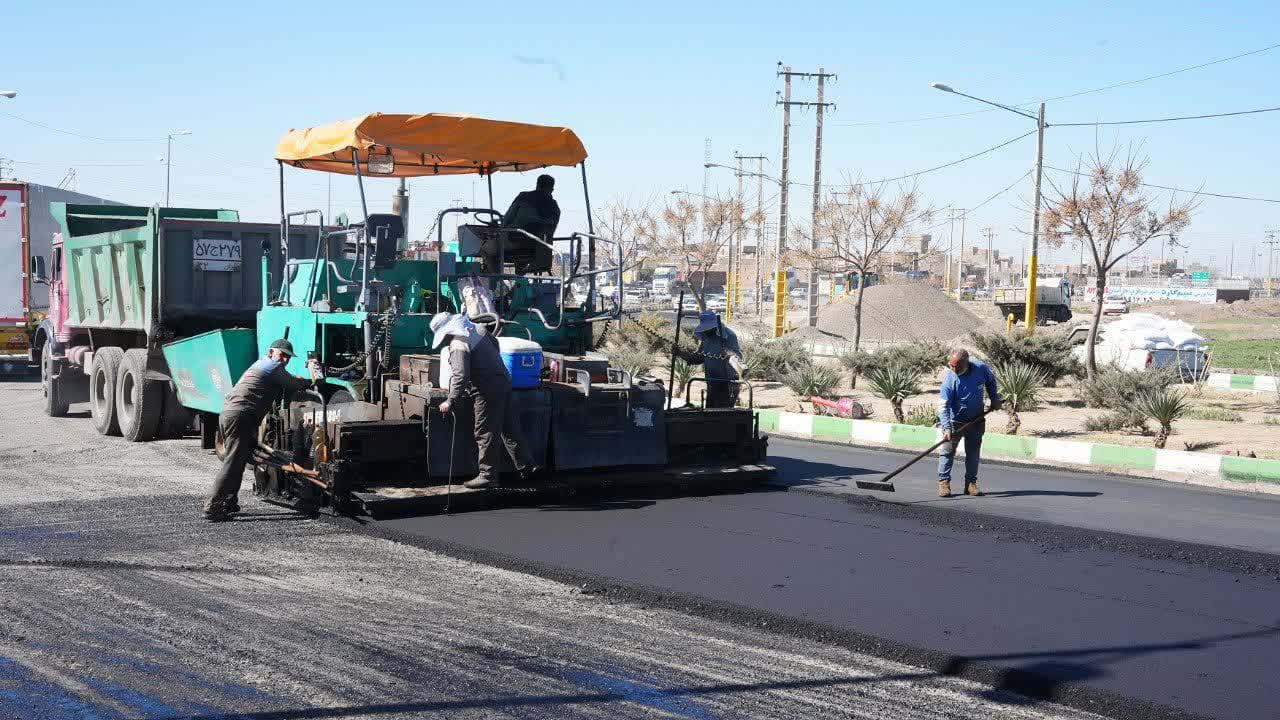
[816,284,982,342]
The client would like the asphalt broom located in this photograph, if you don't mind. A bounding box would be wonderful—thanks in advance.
[855,408,997,493]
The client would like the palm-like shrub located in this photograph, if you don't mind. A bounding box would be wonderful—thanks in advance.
[903,403,939,427]
[783,364,842,399]
[864,365,922,424]
[994,363,1047,435]
[971,329,1081,383]
[742,335,812,381]
[1135,388,1191,449]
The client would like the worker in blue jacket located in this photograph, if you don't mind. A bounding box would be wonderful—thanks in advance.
[936,349,1001,498]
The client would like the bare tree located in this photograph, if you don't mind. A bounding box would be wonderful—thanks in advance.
[799,182,929,351]
[638,195,748,310]
[594,196,655,273]
[1042,146,1196,380]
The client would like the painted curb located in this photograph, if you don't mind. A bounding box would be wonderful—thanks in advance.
[759,410,1280,493]
[1207,372,1278,394]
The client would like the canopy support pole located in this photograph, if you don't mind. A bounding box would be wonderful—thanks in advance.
[486,172,494,210]
[277,161,286,303]
[582,162,596,320]
[352,150,378,397]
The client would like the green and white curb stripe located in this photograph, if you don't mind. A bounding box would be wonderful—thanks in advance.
[1206,372,1279,394]
[755,409,1280,494]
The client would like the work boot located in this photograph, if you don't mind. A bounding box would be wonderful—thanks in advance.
[938,480,951,498]
[965,480,982,497]
[202,496,235,522]
[463,476,500,490]
[518,465,543,483]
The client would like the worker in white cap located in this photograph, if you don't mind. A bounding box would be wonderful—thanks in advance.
[687,311,743,409]
[429,312,537,488]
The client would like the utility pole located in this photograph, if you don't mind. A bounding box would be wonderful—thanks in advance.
[1025,102,1047,333]
[983,227,995,290]
[728,152,768,322]
[774,65,793,338]
[957,209,967,292]
[746,155,768,319]
[1265,230,1278,298]
[807,67,836,328]
[774,63,834,337]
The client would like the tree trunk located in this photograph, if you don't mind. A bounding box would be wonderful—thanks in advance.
[851,280,868,389]
[891,400,904,424]
[1085,274,1107,381]
[852,281,868,352]
[1006,407,1021,435]
[1154,424,1169,449]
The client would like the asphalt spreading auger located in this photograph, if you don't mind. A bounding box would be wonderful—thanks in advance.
[153,112,775,517]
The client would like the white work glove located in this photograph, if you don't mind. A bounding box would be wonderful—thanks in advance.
[729,355,744,376]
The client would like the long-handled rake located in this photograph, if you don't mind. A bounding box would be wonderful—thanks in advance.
[855,408,996,493]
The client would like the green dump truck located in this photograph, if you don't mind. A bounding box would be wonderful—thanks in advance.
[34,203,322,442]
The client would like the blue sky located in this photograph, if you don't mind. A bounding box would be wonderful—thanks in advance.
[6,1,1278,275]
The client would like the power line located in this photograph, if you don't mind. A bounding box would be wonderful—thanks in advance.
[836,41,1280,127]
[1044,165,1280,204]
[1054,104,1280,127]
[0,111,158,142]
[852,128,1036,186]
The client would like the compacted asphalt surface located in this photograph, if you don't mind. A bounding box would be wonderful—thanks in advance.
[0,378,1110,720]
[370,437,1280,720]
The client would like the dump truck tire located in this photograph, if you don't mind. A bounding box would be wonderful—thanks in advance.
[115,349,162,442]
[90,347,124,436]
[42,339,68,417]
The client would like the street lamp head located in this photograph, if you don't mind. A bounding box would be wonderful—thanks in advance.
[0,91,16,99]
[170,129,192,137]
[930,82,955,93]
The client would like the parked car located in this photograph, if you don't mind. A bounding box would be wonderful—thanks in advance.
[704,294,727,312]
[1102,295,1129,315]
[672,294,701,312]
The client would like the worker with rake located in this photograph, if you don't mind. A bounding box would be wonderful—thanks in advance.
[936,349,1001,498]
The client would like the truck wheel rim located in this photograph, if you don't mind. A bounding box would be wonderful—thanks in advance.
[120,371,136,419]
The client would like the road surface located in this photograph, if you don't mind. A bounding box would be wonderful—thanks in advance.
[370,437,1280,720]
[0,378,1104,719]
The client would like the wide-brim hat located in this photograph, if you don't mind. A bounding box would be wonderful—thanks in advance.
[693,311,719,334]
[430,312,476,349]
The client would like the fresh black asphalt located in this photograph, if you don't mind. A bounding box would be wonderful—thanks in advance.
[370,438,1280,720]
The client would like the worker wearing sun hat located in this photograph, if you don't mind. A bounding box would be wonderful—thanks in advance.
[430,312,537,489]
[687,310,743,409]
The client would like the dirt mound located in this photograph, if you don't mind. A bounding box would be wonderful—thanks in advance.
[816,284,982,342]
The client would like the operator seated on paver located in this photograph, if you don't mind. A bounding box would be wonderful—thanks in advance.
[204,339,320,521]
[679,311,744,409]
[501,174,560,272]
[430,312,539,489]
[936,349,1001,498]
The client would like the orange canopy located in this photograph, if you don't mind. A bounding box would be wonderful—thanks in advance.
[273,113,587,177]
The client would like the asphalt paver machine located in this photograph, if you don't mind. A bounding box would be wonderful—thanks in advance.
[164,113,773,515]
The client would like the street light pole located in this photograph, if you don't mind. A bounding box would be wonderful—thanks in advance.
[165,129,192,206]
[931,83,1045,333]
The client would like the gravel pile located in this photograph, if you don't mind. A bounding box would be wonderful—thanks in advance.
[816,284,982,342]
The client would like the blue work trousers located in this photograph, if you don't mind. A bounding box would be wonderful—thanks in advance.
[937,420,985,483]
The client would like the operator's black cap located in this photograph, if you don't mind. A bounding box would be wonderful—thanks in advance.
[269,338,294,357]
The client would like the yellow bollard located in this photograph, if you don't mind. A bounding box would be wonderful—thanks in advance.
[726,274,734,322]
[773,271,787,338]
[1006,313,1015,335]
